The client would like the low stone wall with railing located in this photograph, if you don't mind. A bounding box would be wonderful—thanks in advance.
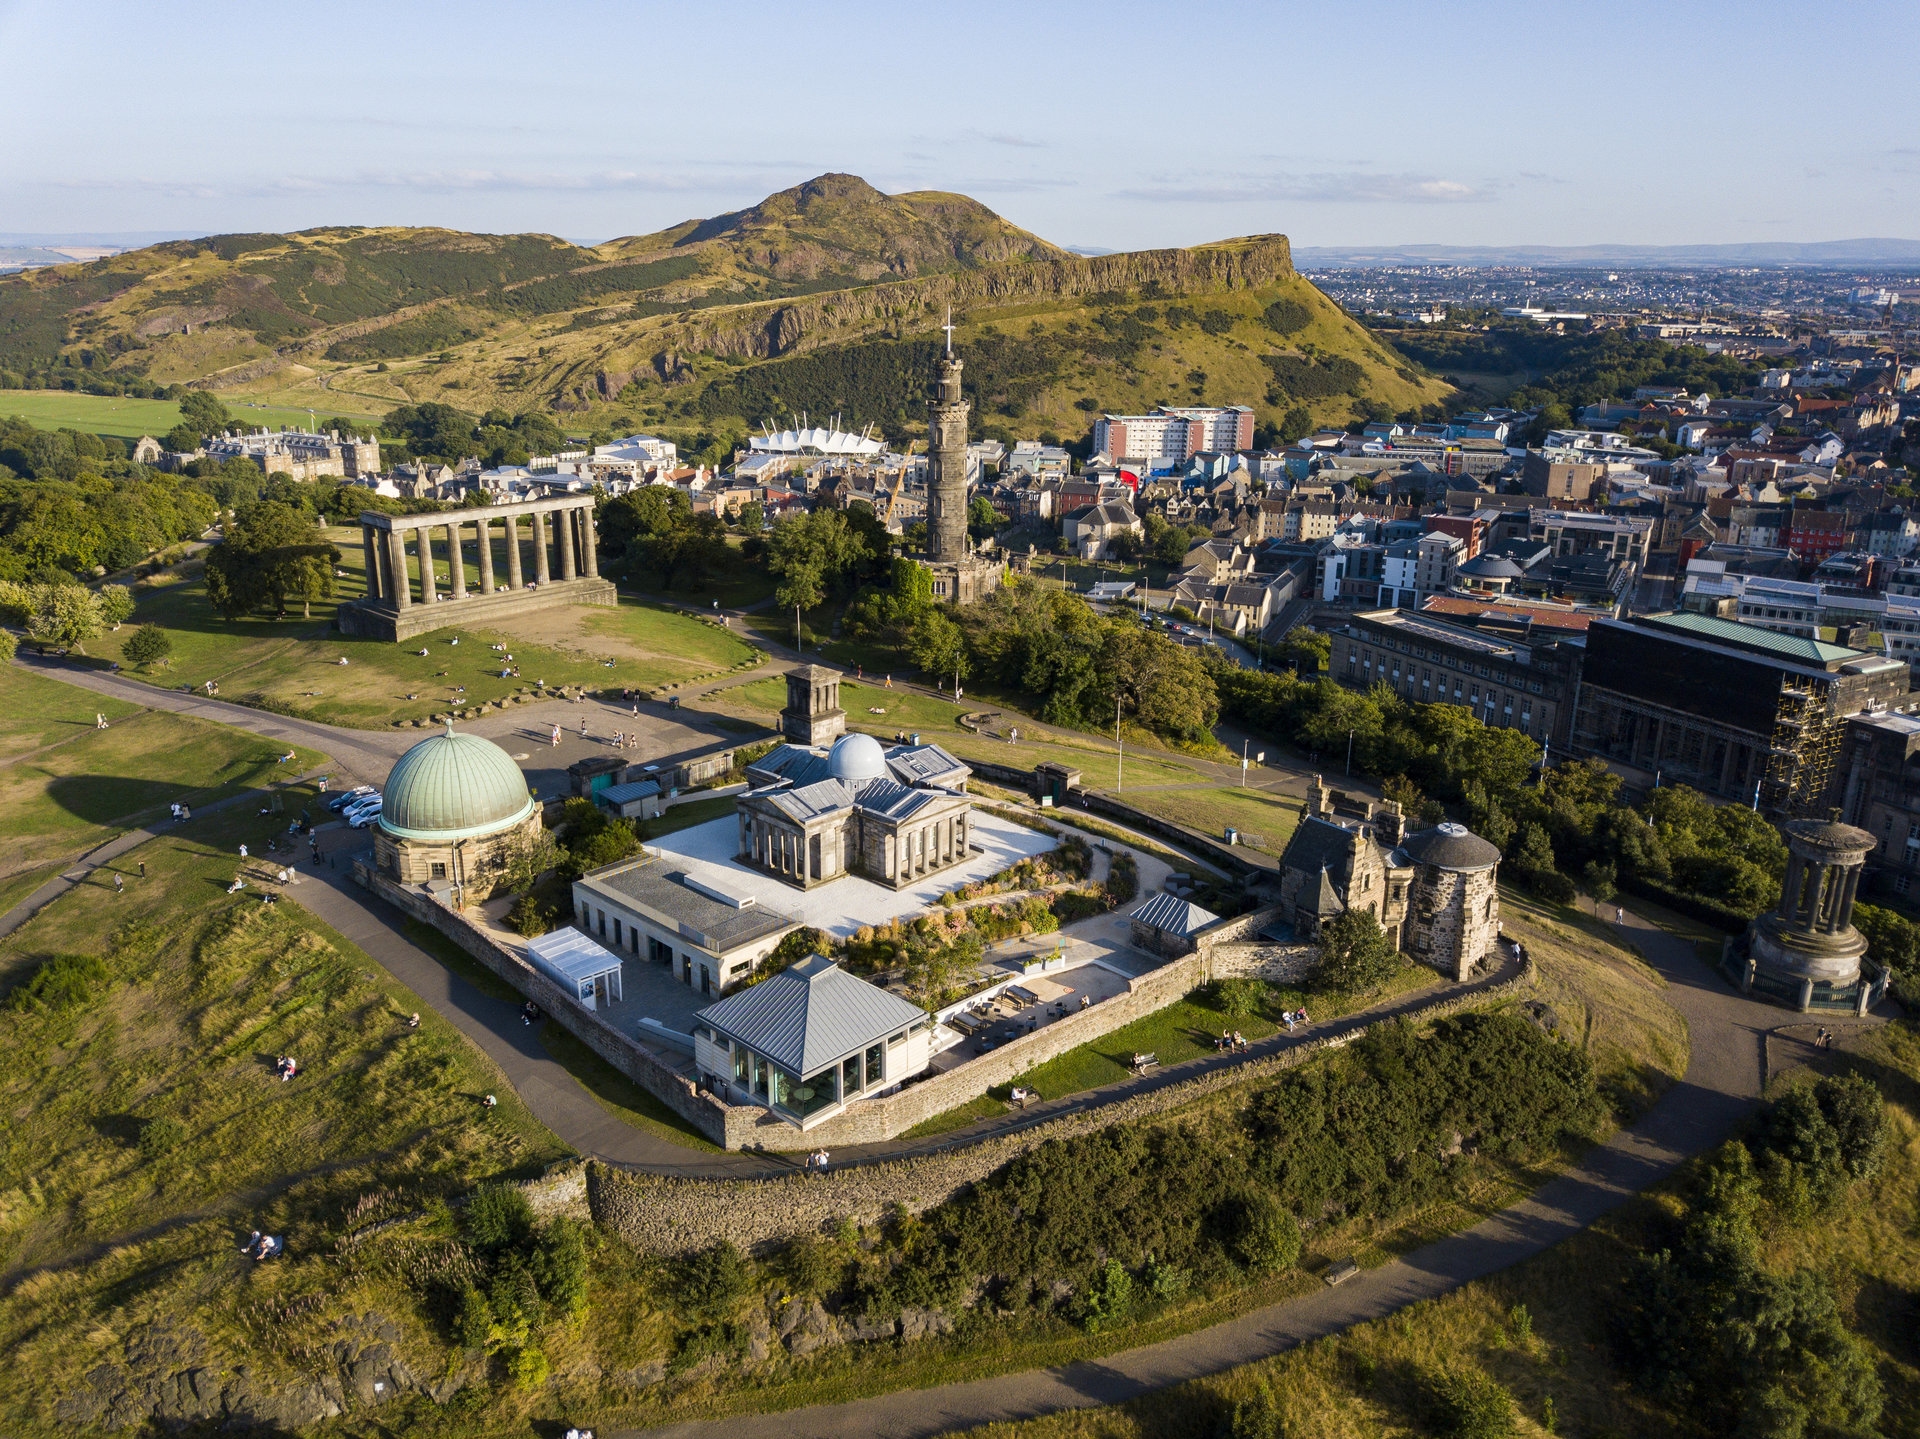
[588,952,1536,1255]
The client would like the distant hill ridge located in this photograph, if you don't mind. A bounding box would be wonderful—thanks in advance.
[0,174,1446,438]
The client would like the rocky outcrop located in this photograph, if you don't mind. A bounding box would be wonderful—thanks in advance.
[51,1314,432,1433]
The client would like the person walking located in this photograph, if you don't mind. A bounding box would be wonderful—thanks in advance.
[113,873,123,894]
[138,861,145,878]
[238,843,248,859]
[550,725,561,747]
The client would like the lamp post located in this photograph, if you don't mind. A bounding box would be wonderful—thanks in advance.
[1115,691,1124,794]
[1346,727,1354,777]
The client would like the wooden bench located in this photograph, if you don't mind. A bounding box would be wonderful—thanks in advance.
[1130,1052,1160,1075]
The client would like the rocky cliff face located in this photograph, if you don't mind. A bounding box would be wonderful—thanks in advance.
[622,235,1296,370]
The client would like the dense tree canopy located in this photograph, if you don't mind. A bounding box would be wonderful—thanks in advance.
[203,501,340,619]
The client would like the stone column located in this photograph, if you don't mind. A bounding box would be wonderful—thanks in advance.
[580,501,599,577]
[533,512,551,584]
[557,505,577,580]
[361,525,380,602]
[419,527,437,604]
[447,520,467,600]
[477,516,495,594]
[388,529,412,609]
[505,514,524,589]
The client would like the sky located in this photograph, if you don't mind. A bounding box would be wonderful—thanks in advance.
[2,0,1915,253]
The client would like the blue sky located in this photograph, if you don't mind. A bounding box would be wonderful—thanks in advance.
[3,0,1914,251]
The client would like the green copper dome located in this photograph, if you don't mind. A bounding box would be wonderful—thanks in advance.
[379,725,535,842]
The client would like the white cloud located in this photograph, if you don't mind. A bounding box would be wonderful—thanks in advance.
[1118,172,1495,205]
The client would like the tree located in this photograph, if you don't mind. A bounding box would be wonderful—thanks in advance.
[175,390,230,441]
[1582,859,1617,914]
[775,561,824,649]
[1314,907,1400,993]
[1281,624,1331,674]
[908,606,968,684]
[736,499,765,533]
[26,584,102,652]
[122,623,172,669]
[98,584,134,628]
[203,502,340,619]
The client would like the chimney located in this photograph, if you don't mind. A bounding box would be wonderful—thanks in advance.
[1377,799,1405,847]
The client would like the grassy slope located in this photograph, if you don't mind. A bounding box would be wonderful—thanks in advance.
[0,392,383,441]
[965,1034,1920,1439]
[0,664,327,885]
[86,547,757,729]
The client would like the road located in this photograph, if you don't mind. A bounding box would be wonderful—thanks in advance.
[626,906,1860,1439]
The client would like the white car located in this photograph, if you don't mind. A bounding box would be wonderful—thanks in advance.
[347,801,384,829]
[343,795,383,824]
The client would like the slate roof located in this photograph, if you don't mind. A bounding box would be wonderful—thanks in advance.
[765,778,858,824]
[746,744,833,788]
[1306,866,1346,917]
[885,743,970,790]
[697,954,928,1077]
[597,779,662,804]
[1278,816,1361,882]
[1128,892,1220,938]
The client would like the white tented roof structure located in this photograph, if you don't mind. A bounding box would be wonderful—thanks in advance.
[527,927,625,1010]
[749,423,884,459]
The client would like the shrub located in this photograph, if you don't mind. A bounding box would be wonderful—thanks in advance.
[508,893,554,937]
[671,1241,749,1322]
[465,1183,535,1250]
[1263,298,1313,336]
[1313,908,1400,994]
[1078,1258,1133,1332]
[5,951,109,1013]
[1428,1368,1518,1438]
[136,1116,185,1158]
[0,628,15,664]
[122,623,172,669]
[1208,977,1266,1017]
[505,1345,549,1390]
[1225,1190,1301,1273]
[1104,851,1139,905]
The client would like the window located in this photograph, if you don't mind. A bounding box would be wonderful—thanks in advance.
[867,1042,885,1084]
[430,862,447,879]
[613,918,622,946]
[597,909,606,937]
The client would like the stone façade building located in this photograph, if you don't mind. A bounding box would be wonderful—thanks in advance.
[1276,778,1501,981]
[734,667,974,892]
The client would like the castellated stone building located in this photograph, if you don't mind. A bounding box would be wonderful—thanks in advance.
[734,667,974,892]
[1277,777,1502,981]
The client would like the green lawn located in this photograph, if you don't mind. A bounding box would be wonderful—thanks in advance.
[0,665,327,887]
[87,547,756,729]
[991,966,1438,1107]
[0,390,382,442]
[0,777,566,1278]
[647,794,739,838]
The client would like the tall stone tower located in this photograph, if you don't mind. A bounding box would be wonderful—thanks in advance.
[926,339,970,565]
[782,664,845,746]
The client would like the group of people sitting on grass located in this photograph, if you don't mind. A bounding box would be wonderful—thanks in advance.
[274,1055,299,1082]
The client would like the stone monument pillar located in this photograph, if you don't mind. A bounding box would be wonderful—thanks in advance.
[388,529,411,610]
[477,516,495,594]
[533,512,551,584]
[447,520,467,600]
[581,503,599,577]
[1741,818,1876,1009]
[557,505,577,580]
[926,342,970,566]
[419,527,437,604]
[362,526,380,602]
[505,513,523,589]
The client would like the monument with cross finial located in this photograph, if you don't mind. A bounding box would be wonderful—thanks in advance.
[922,307,1003,604]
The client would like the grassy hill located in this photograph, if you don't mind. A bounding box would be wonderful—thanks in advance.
[0,173,1449,444]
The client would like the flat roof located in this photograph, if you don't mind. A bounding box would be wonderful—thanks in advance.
[1350,608,1523,660]
[1634,611,1864,665]
[581,853,796,954]
[1420,595,1597,632]
[527,927,624,986]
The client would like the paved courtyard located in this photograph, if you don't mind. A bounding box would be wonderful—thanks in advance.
[642,810,1058,938]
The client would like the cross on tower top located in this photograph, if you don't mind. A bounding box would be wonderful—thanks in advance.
[941,306,956,358]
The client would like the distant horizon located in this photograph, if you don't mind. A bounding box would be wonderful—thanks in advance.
[4,223,1920,273]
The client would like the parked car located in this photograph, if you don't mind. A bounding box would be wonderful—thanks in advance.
[342,795,383,824]
[328,786,375,813]
[347,801,384,829]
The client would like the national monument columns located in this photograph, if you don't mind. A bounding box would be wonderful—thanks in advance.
[339,493,615,641]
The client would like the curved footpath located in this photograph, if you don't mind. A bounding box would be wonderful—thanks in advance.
[624,910,1874,1439]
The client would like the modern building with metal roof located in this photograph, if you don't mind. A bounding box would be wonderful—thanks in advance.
[571,851,801,998]
[692,955,935,1126]
[527,927,625,1011]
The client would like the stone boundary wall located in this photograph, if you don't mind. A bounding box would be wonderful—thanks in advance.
[588,953,1536,1256]
[354,862,754,1149]
[761,903,1287,1147]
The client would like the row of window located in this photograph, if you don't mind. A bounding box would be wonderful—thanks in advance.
[1347,636,1548,695]
[580,900,732,995]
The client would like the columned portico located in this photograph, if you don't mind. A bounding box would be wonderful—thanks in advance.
[339,494,614,640]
